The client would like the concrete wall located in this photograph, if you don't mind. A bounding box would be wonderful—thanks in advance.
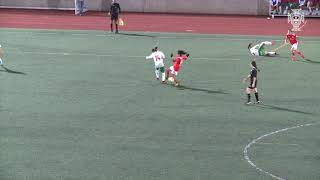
[0,0,110,11]
[0,0,269,15]
[257,0,269,16]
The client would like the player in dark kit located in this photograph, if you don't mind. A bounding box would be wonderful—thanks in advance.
[109,0,121,33]
[242,61,260,104]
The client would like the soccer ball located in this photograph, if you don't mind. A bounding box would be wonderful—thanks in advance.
[168,77,174,82]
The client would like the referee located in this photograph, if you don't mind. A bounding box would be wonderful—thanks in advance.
[109,0,121,33]
[242,61,260,104]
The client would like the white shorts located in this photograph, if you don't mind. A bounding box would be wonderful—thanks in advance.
[169,66,178,76]
[154,62,164,69]
[291,43,298,51]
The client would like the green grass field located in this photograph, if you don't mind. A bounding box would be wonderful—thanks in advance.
[0,28,319,180]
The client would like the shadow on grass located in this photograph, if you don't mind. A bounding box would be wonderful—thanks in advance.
[176,85,229,94]
[302,58,320,64]
[262,54,289,60]
[255,104,314,115]
[117,32,156,38]
[0,65,26,75]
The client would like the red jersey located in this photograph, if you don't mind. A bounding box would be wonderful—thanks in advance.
[173,55,188,71]
[286,33,298,45]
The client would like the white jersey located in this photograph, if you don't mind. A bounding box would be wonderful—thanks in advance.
[249,45,260,56]
[146,51,165,67]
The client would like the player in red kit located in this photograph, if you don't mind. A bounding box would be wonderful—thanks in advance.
[165,50,189,86]
[286,29,305,61]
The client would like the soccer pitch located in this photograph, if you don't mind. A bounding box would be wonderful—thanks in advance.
[0,28,319,180]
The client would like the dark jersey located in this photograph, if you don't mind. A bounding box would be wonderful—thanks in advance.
[110,3,121,15]
[250,68,257,88]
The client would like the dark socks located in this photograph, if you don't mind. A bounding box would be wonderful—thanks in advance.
[110,24,113,32]
[254,93,259,102]
[247,94,251,102]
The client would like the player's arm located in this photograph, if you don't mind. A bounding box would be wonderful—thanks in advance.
[108,5,112,15]
[146,54,153,59]
[242,74,250,83]
[170,53,175,62]
[252,77,256,87]
[117,3,121,14]
[186,53,190,59]
[300,20,307,30]
[146,49,156,59]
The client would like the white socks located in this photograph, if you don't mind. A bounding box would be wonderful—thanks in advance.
[161,73,165,81]
[0,58,3,65]
[261,41,272,46]
[155,70,159,79]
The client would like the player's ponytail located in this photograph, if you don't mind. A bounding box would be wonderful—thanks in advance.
[251,61,260,72]
[178,50,187,55]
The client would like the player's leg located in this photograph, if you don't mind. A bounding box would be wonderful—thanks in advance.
[115,15,119,33]
[253,88,260,103]
[172,75,179,86]
[291,43,304,60]
[167,66,179,86]
[259,41,274,47]
[265,51,277,56]
[245,88,252,104]
[110,18,114,32]
[159,66,165,82]
[165,67,171,81]
[166,66,175,81]
[154,67,160,80]
[0,57,3,65]
[294,43,305,59]
[292,51,297,61]
[169,73,179,86]
[291,44,297,61]
[295,50,305,59]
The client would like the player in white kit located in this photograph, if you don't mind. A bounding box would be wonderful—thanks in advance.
[146,47,166,83]
[248,41,277,57]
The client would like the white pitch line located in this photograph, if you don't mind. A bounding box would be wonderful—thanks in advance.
[6,50,241,61]
[2,30,320,42]
[243,123,318,180]
[255,142,299,146]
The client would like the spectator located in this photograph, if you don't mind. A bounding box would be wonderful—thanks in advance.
[109,0,121,33]
[299,0,307,10]
[282,0,298,14]
[75,0,79,15]
[75,0,85,16]
[271,0,282,15]
[281,0,290,14]
[307,0,319,15]
[316,0,320,15]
